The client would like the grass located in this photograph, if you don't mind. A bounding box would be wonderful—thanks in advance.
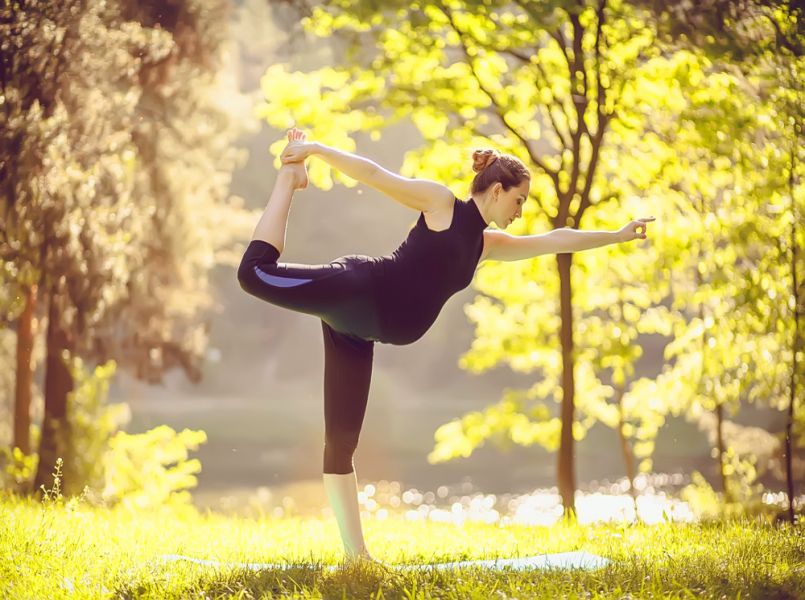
[1,492,802,600]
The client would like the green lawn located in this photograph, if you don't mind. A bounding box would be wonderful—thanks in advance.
[1,493,802,599]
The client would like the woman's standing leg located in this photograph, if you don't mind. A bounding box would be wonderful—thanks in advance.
[320,321,376,562]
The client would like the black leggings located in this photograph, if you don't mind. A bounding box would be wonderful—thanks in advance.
[237,240,376,474]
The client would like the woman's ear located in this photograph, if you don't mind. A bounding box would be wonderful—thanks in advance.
[492,182,502,201]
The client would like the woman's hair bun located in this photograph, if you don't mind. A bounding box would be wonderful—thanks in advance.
[471,149,500,173]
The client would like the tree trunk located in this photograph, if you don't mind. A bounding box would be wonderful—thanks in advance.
[715,402,731,504]
[785,355,797,523]
[556,251,577,515]
[616,386,638,512]
[14,283,37,456]
[785,141,800,523]
[33,293,74,496]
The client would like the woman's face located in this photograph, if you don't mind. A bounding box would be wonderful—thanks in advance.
[490,179,531,228]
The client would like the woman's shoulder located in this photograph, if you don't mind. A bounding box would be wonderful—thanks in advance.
[420,194,459,232]
[421,192,457,216]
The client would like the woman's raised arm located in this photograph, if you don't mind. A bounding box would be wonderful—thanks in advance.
[281,136,453,213]
[284,141,376,185]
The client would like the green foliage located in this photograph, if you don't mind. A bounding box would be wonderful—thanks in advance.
[681,468,767,520]
[0,0,171,333]
[628,0,803,63]
[61,358,128,497]
[0,446,38,493]
[1,351,207,508]
[680,471,725,520]
[1,0,254,495]
[0,0,254,380]
[703,418,781,510]
[257,64,388,190]
[61,355,206,509]
[624,43,804,503]
[102,425,207,511]
[429,393,561,464]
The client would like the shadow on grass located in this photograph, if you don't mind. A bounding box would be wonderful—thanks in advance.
[114,560,415,599]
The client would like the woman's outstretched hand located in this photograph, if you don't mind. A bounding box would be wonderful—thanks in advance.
[618,216,656,242]
[280,127,316,164]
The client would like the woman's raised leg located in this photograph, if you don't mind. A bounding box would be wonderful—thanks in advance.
[250,129,308,254]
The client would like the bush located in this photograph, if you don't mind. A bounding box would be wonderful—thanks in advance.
[62,358,129,497]
[101,425,207,510]
[0,444,38,494]
[32,356,207,510]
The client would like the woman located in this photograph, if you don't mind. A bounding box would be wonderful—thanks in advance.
[237,127,654,565]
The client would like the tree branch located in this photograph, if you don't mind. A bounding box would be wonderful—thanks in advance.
[532,58,573,150]
[594,0,608,137]
[576,121,607,221]
[568,11,590,139]
[437,2,559,186]
[504,49,572,152]
[763,6,803,57]
[573,0,611,222]
[550,27,571,70]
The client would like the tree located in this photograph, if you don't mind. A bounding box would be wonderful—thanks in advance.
[601,41,803,514]
[258,0,681,514]
[1,0,164,494]
[627,0,804,519]
[628,0,803,62]
[1,0,252,495]
[93,0,252,384]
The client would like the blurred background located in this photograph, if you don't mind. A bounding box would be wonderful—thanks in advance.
[1,0,802,523]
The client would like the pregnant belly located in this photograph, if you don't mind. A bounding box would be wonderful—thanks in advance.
[376,293,446,346]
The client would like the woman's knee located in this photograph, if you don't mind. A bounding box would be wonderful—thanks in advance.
[237,240,282,295]
[323,429,361,473]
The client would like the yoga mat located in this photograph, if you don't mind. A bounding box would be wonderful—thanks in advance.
[160,550,610,572]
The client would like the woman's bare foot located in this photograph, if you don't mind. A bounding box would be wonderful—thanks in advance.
[342,550,394,572]
[280,127,309,190]
[280,163,308,191]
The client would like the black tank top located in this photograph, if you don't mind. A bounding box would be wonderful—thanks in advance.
[368,196,489,345]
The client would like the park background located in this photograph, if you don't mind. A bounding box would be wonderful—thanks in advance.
[1,0,802,523]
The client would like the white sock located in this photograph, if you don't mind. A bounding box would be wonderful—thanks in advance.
[322,470,369,558]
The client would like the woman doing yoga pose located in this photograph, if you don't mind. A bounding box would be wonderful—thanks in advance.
[238,127,654,565]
